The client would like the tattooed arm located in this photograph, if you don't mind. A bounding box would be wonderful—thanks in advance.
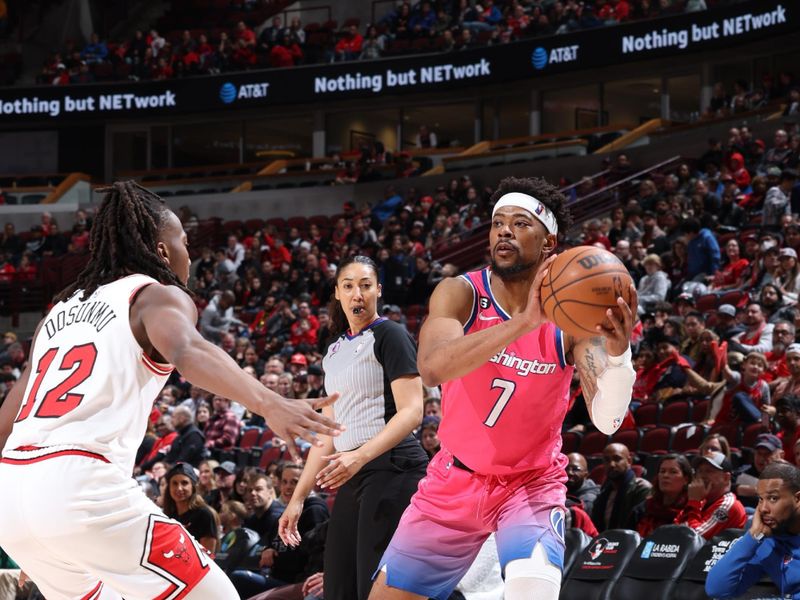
[566,284,638,434]
[571,336,607,418]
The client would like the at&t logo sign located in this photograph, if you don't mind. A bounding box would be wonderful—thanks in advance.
[219,81,271,105]
[531,45,580,70]
[219,82,237,104]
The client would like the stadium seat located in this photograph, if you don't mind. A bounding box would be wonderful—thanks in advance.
[695,294,719,312]
[589,463,606,486]
[561,431,582,454]
[257,446,283,470]
[579,431,610,457]
[563,528,593,577]
[691,399,710,422]
[741,423,770,449]
[559,529,641,600]
[659,400,692,426]
[609,525,705,600]
[611,428,641,454]
[634,403,660,428]
[639,425,673,455]
[709,422,741,447]
[673,528,747,600]
[719,290,748,307]
[671,423,709,453]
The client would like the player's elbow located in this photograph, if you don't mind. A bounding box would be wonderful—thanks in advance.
[418,360,443,387]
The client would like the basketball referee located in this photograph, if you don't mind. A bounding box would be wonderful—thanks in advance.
[279,255,428,600]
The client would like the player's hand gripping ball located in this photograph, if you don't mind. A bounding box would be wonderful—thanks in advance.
[540,246,633,338]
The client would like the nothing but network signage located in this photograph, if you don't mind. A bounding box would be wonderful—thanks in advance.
[0,0,794,124]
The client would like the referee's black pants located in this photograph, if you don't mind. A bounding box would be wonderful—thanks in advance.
[323,437,428,600]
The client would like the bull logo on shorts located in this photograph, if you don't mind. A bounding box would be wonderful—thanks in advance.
[162,532,190,564]
[549,508,565,543]
[141,515,210,600]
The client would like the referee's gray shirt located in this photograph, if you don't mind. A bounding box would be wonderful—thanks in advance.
[322,318,418,452]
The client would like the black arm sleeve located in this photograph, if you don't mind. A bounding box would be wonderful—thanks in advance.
[373,321,418,381]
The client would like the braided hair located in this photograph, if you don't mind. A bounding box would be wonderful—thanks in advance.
[54,181,191,303]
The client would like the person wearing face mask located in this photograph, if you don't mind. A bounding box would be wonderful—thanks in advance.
[706,462,800,598]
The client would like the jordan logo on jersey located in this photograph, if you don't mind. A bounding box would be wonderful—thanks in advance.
[489,347,557,376]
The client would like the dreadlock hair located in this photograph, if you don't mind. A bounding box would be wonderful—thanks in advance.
[326,255,380,336]
[54,181,191,303]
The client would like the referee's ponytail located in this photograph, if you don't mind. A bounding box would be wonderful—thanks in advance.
[327,255,380,336]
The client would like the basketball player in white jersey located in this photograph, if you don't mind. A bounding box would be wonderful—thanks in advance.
[0,181,343,600]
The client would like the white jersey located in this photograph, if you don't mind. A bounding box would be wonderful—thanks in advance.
[5,274,173,475]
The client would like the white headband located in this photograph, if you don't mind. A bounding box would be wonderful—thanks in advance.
[492,192,558,235]
[787,343,800,357]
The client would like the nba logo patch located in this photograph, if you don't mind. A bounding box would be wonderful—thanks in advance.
[479,296,490,309]
[330,340,341,355]
[549,508,565,543]
[535,203,544,215]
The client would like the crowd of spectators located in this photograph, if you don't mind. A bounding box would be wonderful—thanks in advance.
[34,0,726,86]
[705,72,800,119]
[4,115,800,595]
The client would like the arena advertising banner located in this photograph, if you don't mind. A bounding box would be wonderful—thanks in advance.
[0,0,795,123]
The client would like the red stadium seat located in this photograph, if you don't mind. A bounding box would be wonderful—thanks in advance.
[634,403,660,428]
[659,400,692,426]
[611,428,641,454]
[258,446,283,470]
[639,425,672,455]
[719,290,748,308]
[741,423,770,448]
[691,399,710,422]
[561,431,582,454]
[245,218,264,233]
[671,424,709,453]
[236,427,262,451]
[709,422,740,447]
[589,463,606,486]
[578,431,610,457]
[695,294,719,313]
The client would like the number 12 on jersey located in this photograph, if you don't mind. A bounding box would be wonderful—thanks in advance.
[484,377,516,427]
[15,343,98,422]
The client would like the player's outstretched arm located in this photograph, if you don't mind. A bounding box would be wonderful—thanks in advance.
[418,259,554,387]
[134,284,343,457]
[571,284,637,435]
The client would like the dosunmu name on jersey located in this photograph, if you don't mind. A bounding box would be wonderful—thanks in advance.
[43,300,117,339]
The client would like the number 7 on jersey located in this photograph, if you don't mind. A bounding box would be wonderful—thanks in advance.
[484,378,516,427]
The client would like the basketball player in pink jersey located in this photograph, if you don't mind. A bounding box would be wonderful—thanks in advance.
[0,182,342,600]
[370,176,637,600]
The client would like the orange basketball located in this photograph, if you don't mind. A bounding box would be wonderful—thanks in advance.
[540,246,633,338]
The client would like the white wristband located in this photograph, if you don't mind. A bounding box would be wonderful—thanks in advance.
[590,345,636,435]
[607,345,632,367]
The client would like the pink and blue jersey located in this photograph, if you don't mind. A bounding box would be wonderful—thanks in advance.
[376,267,577,599]
[439,267,574,476]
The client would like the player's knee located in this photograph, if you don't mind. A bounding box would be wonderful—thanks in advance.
[504,543,562,600]
[368,568,423,600]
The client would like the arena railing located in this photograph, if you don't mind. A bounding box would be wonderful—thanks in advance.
[430,156,682,272]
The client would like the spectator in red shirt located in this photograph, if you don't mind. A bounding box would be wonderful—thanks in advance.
[710,238,750,291]
[15,253,37,282]
[0,253,16,283]
[583,219,612,250]
[675,452,747,539]
[776,395,800,464]
[599,0,631,23]
[269,37,303,68]
[236,21,256,48]
[232,38,257,68]
[204,395,241,450]
[335,25,363,61]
